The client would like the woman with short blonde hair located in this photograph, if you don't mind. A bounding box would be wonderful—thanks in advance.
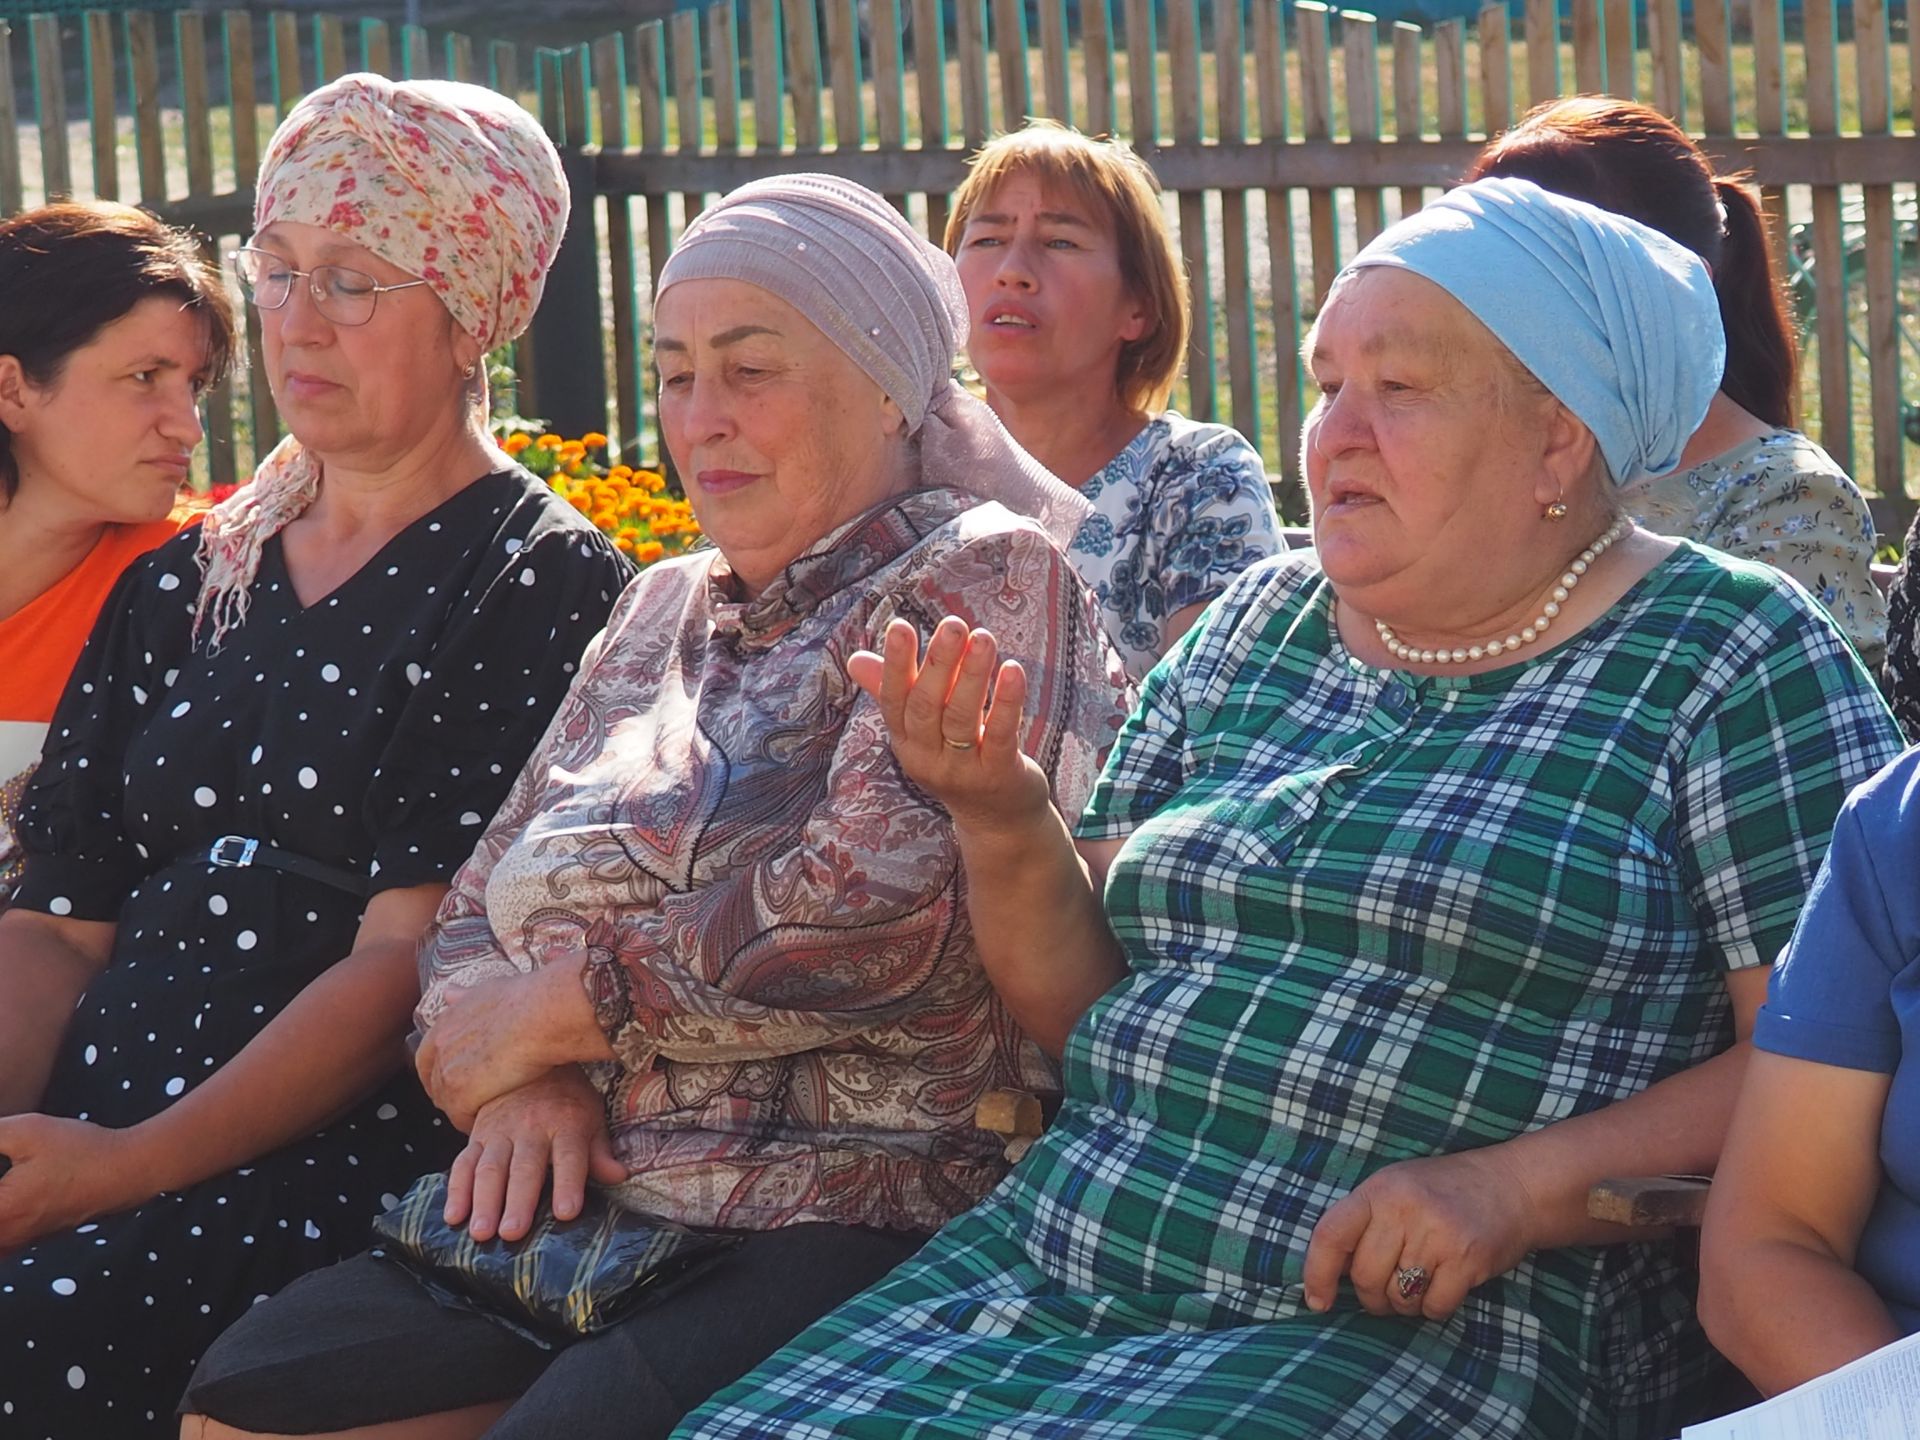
[947,121,1281,677]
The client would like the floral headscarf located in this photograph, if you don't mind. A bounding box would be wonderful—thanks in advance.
[192,72,569,649]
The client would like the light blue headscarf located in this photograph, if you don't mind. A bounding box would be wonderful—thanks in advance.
[1343,176,1724,485]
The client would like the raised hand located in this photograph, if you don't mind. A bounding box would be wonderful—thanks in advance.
[848,616,1052,833]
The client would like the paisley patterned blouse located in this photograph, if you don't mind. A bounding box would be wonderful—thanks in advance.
[1619,427,1885,665]
[417,487,1133,1235]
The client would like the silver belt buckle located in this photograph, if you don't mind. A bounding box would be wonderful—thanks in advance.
[209,835,259,868]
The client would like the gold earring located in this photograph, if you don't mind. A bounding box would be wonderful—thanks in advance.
[1544,496,1569,521]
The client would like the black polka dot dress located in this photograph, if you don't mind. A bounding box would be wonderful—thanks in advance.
[0,469,630,1437]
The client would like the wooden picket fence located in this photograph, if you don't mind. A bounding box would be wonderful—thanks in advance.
[5,2,1920,523]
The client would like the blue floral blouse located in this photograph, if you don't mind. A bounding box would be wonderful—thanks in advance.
[1066,411,1282,678]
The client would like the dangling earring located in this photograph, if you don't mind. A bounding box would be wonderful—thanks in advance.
[462,362,478,380]
[1544,488,1569,522]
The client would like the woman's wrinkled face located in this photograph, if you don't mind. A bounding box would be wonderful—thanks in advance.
[654,278,909,593]
[954,174,1148,406]
[1303,267,1558,610]
[0,295,210,524]
[251,220,478,466]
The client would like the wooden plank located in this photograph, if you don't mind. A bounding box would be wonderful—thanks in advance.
[956,0,989,146]
[1253,0,1301,483]
[671,10,706,221]
[1695,0,1731,134]
[1434,18,1465,140]
[1803,0,1849,476]
[749,0,783,151]
[910,0,948,238]
[1855,0,1901,506]
[84,10,119,201]
[0,22,20,216]
[226,9,275,450]
[635,24,671,466]
[1124,0,1156,144]
[1219,0,1254,440]
[1168,0,1211,419]
[1217,0,1246,146]
[1748,0,1788,281]
[447,32,476,84]
[196,231,238,493]
[1167,0,1202,143]
[709,0,741,153]
[314,13,346,83]
[403,24,430,79]
[1037,0,1071,125]
[562,44,591,147]
[1647,0,1682,121]
[868,0,908,213]
[824,0,864,147]
[362,19,392,76]
[1524,0,1559,107]
[271,11,303,117]
[32,15,72,201]
[225,11,260,190]
[1344,12,1384,248]
[1571,0,1603,94]
[178,13,215,203]
[784,0,825,149]
[1479,3,1512,142]
[128,10,165,202]
[1392,23,1422,219]
[1082,0,1114,140]
[490,39,517,97]
[992,0,1031,129]
[1296,1,1336,305]
[1588,1176,1712,1229]
[596,33,642,458]
[635,24,671,270]
[1603,0,1633,97]
[598,134,1920,198]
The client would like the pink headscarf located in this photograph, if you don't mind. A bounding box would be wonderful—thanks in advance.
[655,174,1091,549]
[192,72,569,649]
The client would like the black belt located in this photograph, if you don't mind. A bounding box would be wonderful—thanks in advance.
[205,834,370,899]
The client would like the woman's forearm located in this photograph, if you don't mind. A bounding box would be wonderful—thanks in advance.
[0,912,114,1116]
[1701,1239,1902,1396]
[117,936,422,1200]
[1497,1042,1752,1251]
[954,806,1127,1058]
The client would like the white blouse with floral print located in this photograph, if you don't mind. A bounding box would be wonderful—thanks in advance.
[1620,427,1885,666]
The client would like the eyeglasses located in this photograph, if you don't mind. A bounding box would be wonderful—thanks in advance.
[230,246,430,327]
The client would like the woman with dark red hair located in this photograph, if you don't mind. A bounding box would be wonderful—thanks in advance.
[1469,97,1886,675]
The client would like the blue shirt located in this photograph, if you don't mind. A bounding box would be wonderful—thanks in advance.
[1755,746,1920,1331]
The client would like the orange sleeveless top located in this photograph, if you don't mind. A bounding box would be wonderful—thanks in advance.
[0,515,191,726]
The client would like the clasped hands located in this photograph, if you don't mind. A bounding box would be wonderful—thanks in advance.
[414,961,622,1244]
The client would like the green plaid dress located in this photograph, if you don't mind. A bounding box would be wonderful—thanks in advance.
[679,545,1901,1440]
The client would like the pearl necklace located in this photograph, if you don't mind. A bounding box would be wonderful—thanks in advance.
[1374,517,1633,666]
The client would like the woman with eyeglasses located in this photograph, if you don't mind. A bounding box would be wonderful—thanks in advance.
[0,202,237,914]
[0,75,628,1436]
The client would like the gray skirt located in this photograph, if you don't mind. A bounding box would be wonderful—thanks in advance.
[181,1221,923,1440]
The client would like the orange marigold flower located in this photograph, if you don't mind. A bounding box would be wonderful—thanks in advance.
[537,433,564,449]
[581,432,609,450]
[635,541,665,564]
[503,433,532,455]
